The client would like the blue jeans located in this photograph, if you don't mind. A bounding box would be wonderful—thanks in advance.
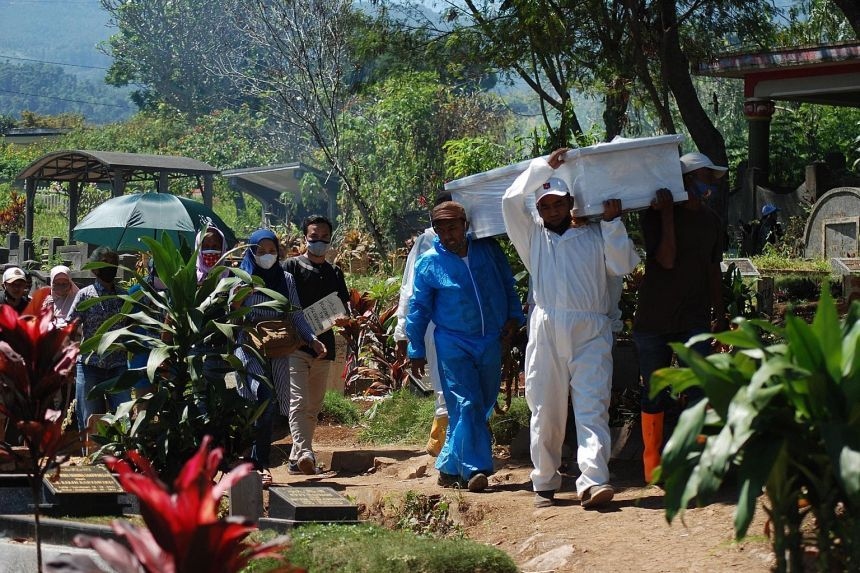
[633,327,712,414]
[75,362,131,432]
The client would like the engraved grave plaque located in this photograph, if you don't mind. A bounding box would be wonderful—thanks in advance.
[268,486,358,522]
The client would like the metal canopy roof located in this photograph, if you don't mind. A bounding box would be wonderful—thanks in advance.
[222,162,339,225]
[221,162,336,202]
[695,41,860,107]
[16,150,220,183]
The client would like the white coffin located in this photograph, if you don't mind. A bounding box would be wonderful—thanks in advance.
[445,134,686,238]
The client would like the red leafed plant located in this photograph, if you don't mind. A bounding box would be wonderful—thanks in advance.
[0,305,79,571]
[47,436,302,573]
[335,289,404,395]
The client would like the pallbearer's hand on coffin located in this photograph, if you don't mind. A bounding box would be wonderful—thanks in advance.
[548,147,570,170]
[650,188,674,212]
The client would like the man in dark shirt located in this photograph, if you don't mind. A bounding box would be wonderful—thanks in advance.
[633,152,728,484]
[0,267,31,315]
[282,214,350,475]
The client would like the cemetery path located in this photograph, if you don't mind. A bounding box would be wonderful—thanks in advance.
[266,424,775,573]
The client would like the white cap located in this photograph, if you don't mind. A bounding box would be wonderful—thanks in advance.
[535,177,570,203]
[2,267,26,284]
[680,152,727,177]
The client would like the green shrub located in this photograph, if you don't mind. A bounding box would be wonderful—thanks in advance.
[653,291,860,572]
[490,397,530,445]
[773,273,822,302]
[320,390,361,425]
[358,390,435,446]
[270,523,518,573]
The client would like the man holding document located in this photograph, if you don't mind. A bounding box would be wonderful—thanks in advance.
[282,215,350,475]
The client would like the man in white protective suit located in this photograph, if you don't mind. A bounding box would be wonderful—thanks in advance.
[502,147,640,509]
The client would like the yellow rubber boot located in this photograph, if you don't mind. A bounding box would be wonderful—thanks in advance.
[425,415,448,457]
[641,412,664,483]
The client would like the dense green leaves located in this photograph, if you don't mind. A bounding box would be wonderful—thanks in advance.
[655,290,860,570]
[80,234,283,480]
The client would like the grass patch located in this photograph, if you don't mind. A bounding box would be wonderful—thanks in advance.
[320,390,362,425]
[358,390,435,446]
[357,391,529,448]
[247,523,518,573]
[489,397,530,446]
[750,252,831,273]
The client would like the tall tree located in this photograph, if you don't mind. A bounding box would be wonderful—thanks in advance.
[99,0,245,116]
[221,0,390,255]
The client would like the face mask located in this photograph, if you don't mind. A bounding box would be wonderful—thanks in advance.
[254,253,277,270]
[201,250,221,268]
[690,180,712,199]
[96,267,118,282]
[306,239,330,257]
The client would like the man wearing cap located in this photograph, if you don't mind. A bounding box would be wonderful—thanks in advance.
[502,148,640,509]
[633,151,729,483]
[394,193,452,458]
[1,267,31,315]
[406,200,524,493]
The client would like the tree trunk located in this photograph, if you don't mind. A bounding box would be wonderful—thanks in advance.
[603,76,630,141]
[624,0,675,133]
[659,0,729,241]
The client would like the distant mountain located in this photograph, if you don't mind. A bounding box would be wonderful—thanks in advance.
[0,0,134,123]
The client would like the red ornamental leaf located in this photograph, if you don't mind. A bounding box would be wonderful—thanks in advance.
[113,471,181,557]
[72,532,150,573]
[111,520,174,573]
[181,519,256,572]
[103,437,296,572]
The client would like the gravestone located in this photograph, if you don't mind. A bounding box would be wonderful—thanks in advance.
[229,471,263,522]
[42,465,128,517]
[844,274,860,304]
[405,371,433,397]
[721,258,760,277]
[267,486,358,523]
[831,258,860,276]
[756,276,775,317]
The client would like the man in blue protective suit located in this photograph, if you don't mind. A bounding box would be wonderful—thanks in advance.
[406,200,524,493]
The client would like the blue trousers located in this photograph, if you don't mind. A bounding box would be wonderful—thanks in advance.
[434,329,501,481]
[633,327,711,414]
[75,362,131,432]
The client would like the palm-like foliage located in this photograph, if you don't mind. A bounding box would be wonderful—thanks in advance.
[653,291,860,571]
[78,235,293,481]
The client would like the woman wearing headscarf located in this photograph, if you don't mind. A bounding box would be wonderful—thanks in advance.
[196,224,229,284]
[193,224,232,386]
[235,228,325,485]
[44,266,80,325]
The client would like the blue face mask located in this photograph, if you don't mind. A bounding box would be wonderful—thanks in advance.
[690,180,712,199]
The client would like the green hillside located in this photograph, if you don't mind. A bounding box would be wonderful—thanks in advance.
[0,0,134,122]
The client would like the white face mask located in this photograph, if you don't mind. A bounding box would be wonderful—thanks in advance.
[306,239,330,257]
[254,253,277,270]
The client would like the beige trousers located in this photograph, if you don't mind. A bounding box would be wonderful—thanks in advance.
[288,350,331,462]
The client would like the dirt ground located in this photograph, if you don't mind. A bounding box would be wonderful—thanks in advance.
[265,423,776,573]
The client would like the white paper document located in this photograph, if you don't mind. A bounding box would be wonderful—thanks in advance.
[303,292,347,335]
